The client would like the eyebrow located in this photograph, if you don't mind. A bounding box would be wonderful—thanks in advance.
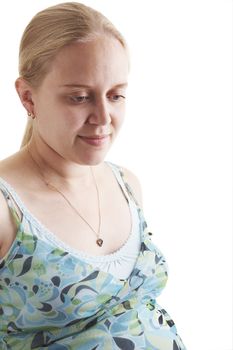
[59,83,128,89]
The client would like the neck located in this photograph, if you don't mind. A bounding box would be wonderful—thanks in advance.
[25,138,97,189]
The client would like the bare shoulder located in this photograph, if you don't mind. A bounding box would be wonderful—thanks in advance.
[0,185,17,259]
[0,190,9,255]
[121,166,143,208]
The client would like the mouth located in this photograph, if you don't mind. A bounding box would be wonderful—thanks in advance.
[78,134,110,146]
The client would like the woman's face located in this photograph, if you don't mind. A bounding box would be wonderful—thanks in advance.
[31,36,129,165]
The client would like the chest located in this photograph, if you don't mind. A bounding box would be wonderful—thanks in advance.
[19,181,132,256]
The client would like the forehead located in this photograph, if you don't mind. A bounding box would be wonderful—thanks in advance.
[43,36,129,88]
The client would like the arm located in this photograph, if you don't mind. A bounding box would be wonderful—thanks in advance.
[0,192,17,259]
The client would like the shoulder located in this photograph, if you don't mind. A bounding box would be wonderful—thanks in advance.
[120,166,143,208]
[106,162,143,208]
[0,188,9,256]
[0,184,17,259]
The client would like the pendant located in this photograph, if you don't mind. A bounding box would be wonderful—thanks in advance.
[96,238,103,247]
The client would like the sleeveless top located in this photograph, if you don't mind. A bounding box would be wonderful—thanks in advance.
[0,162,186,350]
[64,163,141,280]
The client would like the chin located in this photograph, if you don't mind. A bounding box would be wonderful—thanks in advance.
[77,152,108,166]
[85,159,104,166]
[72,139,113,166]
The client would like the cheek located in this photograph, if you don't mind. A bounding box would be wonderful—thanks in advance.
[64,109,87,131]
[41,102,86,131]
[113,106,126,126]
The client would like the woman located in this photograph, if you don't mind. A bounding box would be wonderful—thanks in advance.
[0,2,186,349]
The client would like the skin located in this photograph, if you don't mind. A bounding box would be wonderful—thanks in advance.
[24,36,129,169]
[0,35,143,258]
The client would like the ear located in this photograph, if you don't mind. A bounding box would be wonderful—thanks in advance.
[15,77,35,115]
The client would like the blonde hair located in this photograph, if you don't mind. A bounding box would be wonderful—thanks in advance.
[19,2,127,148]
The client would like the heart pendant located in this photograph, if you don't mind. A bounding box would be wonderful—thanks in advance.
[96,238,103,247]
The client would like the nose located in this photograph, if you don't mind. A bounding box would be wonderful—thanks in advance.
[88,98,111,126]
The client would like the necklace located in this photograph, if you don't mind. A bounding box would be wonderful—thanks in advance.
[27,146,103,247]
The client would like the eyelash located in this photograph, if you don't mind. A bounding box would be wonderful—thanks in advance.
[109,95,125,102]
[69,96,89,103]
[68,94,125,104]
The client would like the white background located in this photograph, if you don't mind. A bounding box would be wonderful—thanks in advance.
[0,1,232,349]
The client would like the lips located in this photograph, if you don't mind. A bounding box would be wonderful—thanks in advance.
[78,134,110,146]
[80,135,109,139]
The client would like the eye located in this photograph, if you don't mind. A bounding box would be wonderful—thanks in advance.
[108,94,126,102]
[69,95,90,103]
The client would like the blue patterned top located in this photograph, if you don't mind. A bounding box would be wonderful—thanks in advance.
[0,162,186,349]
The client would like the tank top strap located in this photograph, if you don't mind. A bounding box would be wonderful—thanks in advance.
[0,164,140,226]
[106,161,140,208]
[0,178,23,226]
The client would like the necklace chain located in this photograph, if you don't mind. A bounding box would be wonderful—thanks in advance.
[27,146,103,247]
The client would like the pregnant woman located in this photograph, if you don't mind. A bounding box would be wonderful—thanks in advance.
[0,2,186,349]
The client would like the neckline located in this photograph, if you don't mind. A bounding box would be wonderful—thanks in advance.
[0,162,144,286]
[0,161,142,262]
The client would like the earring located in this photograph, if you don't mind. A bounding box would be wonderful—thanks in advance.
[27,112,35,119]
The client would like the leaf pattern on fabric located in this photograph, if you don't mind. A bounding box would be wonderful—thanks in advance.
[113,337,135,350]
[0,164,186,349]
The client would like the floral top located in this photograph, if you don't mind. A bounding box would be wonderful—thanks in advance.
[0,162,186,349]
